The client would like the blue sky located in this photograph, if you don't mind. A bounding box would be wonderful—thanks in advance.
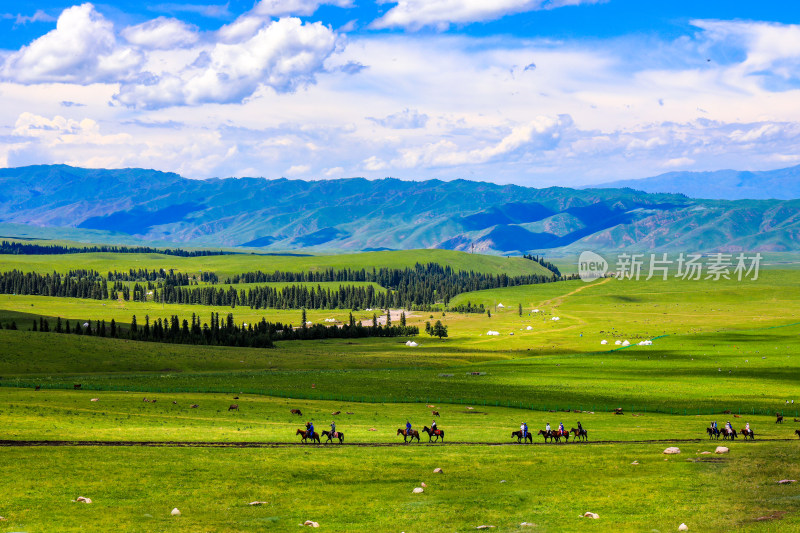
[1,1,800,185]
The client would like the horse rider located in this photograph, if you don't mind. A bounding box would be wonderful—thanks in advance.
[725,420,733,433]
[521,422,528,440]
[307,421,314,438]
[712,421,717,431]
[406,420,412,436]
[745,422,750,433]
[330,421,336,438]
[545,422,551,433]
[431,419,438,434]
[577,421,583,434]
[559,422,565,435]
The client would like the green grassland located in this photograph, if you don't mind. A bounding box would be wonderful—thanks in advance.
[0,248,550,278]
[1,250,800,531]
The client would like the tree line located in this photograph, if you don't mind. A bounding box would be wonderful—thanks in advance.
[0,260,573,310]
[4,311,418,349]
[0,240,229,257]
[523,254,561,276]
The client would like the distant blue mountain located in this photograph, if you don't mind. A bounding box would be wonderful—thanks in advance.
[594,165,800,200]
[1,164,799,253]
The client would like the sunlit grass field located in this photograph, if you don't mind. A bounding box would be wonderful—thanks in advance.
[1,250,799,531]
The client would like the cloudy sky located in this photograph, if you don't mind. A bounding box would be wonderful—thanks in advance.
[1,1,799,186]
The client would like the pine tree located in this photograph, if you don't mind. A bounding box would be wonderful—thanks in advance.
[518,303,523,316]
[400,311,406,327]
[433,320,448,339]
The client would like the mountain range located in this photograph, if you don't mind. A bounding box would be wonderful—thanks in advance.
[596,164,800,200]
[1,164,799,254]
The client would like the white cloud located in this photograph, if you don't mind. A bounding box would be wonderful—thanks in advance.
[285,164,311,175]
[13,112,132,146]
[10,9,56,25]
[1,4,143,84]
[372,0,603,31]
[122,17,199,49]
[252,0,353,18]
[115,17,339,108]
[367,108,428,129]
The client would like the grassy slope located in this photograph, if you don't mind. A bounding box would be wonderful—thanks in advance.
[1,271,799,413]
[0,249,551,278]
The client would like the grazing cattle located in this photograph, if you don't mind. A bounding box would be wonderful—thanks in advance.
[35,385,41,391]
[190,404,199,408]
[151,399,157,404]
[291,409,303,416]
[776,414,784,424]
[733,414,741,418]
[432,410,440,417]
[74,384,82,390]
[511,430,532,443]
[331,411,341,415]
[233,396,239,400]
[346,412,354,415]
[172,401,177,404]
[143,398,149,402]
[614,408,623,415]
[228,404,239,411]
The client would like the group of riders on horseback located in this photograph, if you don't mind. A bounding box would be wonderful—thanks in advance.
[398,419,444,442]
[514,421,588,443]
[297,420,344,444]
[707,420,755,440]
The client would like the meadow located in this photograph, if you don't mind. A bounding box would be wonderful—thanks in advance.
[0,248,799,531]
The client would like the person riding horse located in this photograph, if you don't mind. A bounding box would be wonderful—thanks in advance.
[558,422,565,435]
[431,419,437,433]
[521,422,528,440]
[306,421,315,439]
[330,421,336,439]
[406,420,412,437]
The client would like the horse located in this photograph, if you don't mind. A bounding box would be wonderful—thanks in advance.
[397,428,420,443]
[776,414,784,424]
[228,404,239,411]
[422,426,444,442]
[296,428,320,443]
[570,427,588,442]
[706,427,720,440]
[721,427,737,440]
[740,428,755,440]
[321,430,344,444]
[290,409,303,416]
[554,429,570,443]
[511,430,533,443]
[538,429,554,443]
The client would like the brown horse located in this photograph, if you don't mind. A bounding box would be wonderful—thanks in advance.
[706,427,720,440]
[296,428,320,443]
[290,409,303,416]
[537,429,554,443]
[321,430,344,443]
[397,428,420,443]
[721,427,737,440]
[776,414,784,424]
[554,429,570,443]
[422,426,444,442]
[570,427,588,442]
[740,428,755,440]
[512,430,532,443]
